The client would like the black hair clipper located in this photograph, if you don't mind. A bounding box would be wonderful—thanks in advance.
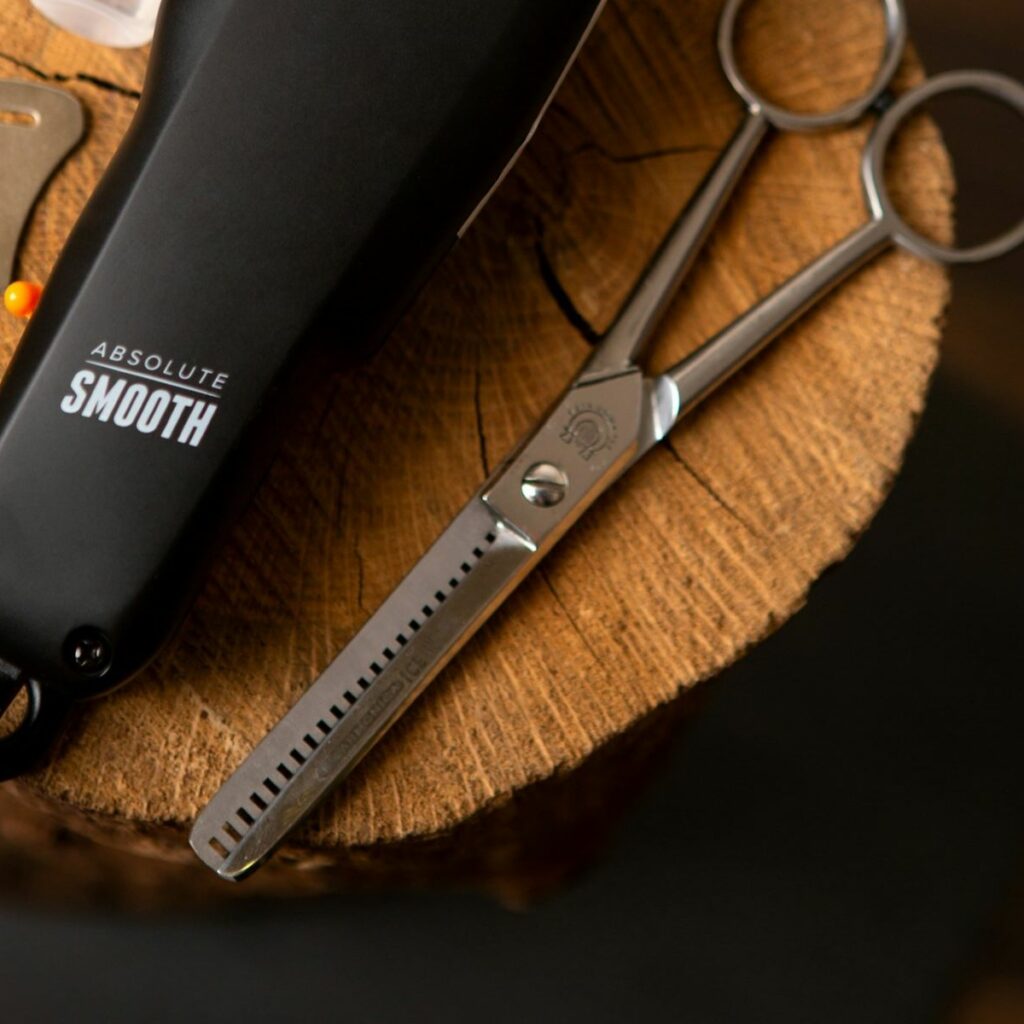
[0,0,606,777]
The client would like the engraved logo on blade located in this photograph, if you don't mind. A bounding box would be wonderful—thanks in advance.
[311,652,429,784]
[560,404,617,461]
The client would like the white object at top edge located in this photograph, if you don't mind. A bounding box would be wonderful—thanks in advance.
[31,0,162,48]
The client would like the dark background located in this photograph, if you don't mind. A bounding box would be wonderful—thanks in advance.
[2,2,1023,1022]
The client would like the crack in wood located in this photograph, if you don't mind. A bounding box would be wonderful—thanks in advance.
[473,359,490,476]
[0,50,141,99]
[539,569,601,668]
[664,437,765,540]
[353,540,366,615]
[534,234,601,346]
[530,133,721,349]
[565,139,720,165]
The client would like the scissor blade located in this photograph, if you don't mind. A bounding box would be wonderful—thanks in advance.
[193,367,646,880]
[190,497,536,880]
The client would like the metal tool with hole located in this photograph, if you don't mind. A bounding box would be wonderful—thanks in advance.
[0,80,83,286]
[192,31,1024,879]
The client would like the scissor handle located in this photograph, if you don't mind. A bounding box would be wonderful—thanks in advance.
[718,0,907,132]
[583,0,909,381]
[863,69,1024,264]
[663,69,1024,423]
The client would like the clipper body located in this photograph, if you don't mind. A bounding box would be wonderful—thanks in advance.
[0,0,604,770]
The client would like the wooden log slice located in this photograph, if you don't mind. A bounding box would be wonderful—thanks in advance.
[0,0,952,903]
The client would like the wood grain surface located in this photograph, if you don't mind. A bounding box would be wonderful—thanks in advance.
[0,0,953,894]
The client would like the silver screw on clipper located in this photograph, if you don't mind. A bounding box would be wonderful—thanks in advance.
[521,462,568,507]
[67,629,111,675]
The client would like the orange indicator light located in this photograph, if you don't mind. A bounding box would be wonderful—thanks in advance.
[4,281,42,319]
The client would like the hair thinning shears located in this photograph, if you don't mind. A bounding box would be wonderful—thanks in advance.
[193,0,1024,880]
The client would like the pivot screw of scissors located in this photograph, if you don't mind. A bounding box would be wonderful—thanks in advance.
[521,463,568,508]
[65,628,112,676]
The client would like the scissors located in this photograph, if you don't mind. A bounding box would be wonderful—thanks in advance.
[192,0,1024,880]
